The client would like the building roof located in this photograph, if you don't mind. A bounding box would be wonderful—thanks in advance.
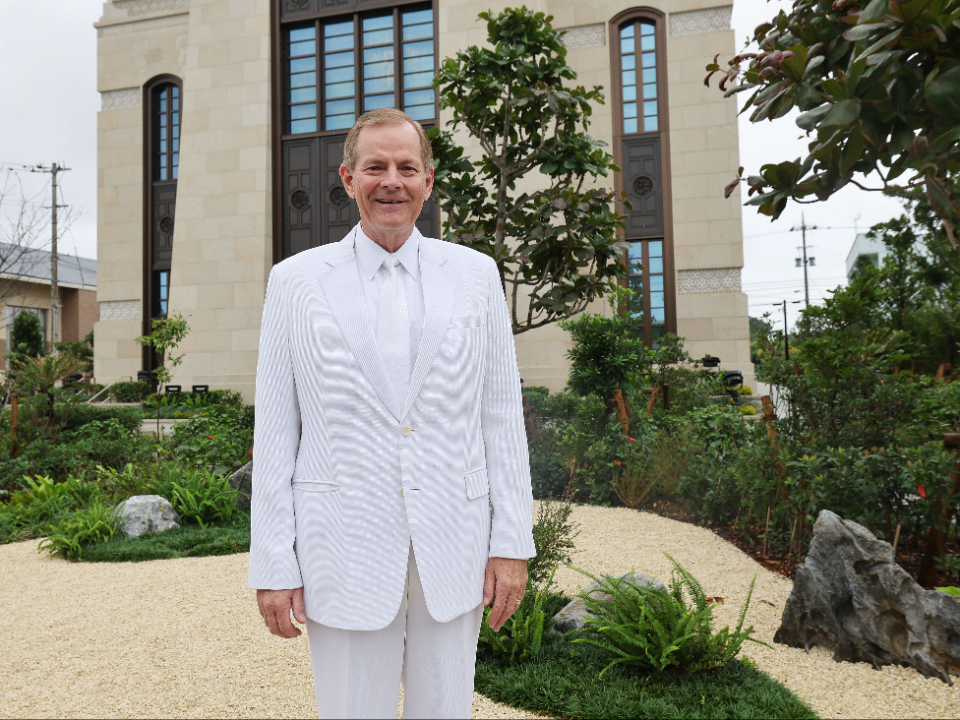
[0,243,97,290]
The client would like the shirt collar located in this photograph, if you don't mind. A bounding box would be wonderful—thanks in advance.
[354,224,420,281]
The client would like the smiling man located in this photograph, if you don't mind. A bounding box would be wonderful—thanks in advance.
[249,108,536,719]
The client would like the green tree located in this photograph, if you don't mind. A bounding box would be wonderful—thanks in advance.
[136,312,190,432]
[706,0,960,253]
[430,6,629,335]
[55,330,94,375]
[9,310,44,357]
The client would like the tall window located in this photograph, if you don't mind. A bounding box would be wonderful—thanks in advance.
[274,1,438,260]
[144,76,181,370]
[283,6,436,135]
[614,11,673,346]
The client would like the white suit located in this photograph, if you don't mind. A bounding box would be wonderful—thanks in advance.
[248,225,536,634]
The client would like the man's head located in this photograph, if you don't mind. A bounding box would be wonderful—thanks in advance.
[339,109,434,249]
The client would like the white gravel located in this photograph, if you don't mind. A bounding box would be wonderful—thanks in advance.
[1,503,957,719]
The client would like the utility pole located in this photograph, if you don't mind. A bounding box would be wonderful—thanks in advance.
[31,162,69,352]
[782,300,789,362]
[791,213,816,309]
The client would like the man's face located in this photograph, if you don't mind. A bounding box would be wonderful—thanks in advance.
[339,122,434,243]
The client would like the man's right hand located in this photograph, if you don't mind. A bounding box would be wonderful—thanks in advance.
[257,587,306,638]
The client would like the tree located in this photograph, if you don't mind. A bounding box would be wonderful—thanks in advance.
[430,7,629,335]
[9,310,44,357]
[55,330,94,375]
[136,311,190,432]
[706,0,960,253]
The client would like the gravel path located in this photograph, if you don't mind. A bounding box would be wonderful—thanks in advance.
[2,503,957,719]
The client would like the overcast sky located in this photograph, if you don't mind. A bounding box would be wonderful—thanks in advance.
[0,0,906,332]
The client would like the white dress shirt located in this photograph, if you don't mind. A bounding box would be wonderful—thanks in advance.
[354,224,425,375]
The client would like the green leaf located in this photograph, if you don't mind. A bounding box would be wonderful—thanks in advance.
[925,62,960,120]
[820,99,861,126]
[858,0,891,23]
[796,103,831,130]
[781,45,808,81]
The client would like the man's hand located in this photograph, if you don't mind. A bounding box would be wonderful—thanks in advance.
[257,587,306,639]
[483,557,528,632]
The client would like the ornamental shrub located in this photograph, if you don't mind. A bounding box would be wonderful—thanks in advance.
[110,381,155,403]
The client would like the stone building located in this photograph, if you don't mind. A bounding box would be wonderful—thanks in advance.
[94,0,752,400]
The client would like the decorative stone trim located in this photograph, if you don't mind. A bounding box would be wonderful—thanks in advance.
[559,23,606,49]
[100,88,141,111]
[99,300,141,321]
[669,6,732,36]
[113,0,190,16]
[677,267,741,294]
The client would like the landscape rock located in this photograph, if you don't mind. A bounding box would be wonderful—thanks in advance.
[774,509,960,684]
[230,462,253,511]
[552,572,665,634]
[115,495,180,538]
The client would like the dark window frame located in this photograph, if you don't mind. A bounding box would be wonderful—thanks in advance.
[608,8,677,346]
[143,74,182,371]
[271,0,438,264]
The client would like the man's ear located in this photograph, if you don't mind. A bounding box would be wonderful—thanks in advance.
[339,164,357,199]
[424,166,435,197]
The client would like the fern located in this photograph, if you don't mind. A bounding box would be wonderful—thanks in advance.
[570,556,770,675]
[478,565,556,663]
[38,504,120,560]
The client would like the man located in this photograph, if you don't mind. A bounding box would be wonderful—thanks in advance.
[248,107,536,719]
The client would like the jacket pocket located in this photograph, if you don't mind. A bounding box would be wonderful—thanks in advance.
[464,467,489,500]
[448,314,485,329]
[292,480,340,494]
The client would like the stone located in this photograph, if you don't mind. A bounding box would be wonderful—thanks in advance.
[552,572,665,634]
[230,461,253,511]
[115,495,180,538]
[774,509,960,684]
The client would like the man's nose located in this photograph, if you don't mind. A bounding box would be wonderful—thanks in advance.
[380,166,403,187]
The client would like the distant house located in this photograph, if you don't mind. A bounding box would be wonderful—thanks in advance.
[0,244,98,357]
[845,232,889,282]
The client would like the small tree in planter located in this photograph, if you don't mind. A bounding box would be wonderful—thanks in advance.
[136,311,189,434]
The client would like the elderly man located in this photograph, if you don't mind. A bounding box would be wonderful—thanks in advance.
[248,107,536,719]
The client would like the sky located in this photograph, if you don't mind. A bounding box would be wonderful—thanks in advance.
[0,0,908,332]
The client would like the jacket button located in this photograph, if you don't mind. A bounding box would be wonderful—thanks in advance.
[400,488,404,496]
[401,425,412,437]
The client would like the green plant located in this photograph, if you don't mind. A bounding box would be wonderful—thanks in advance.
[110,381,155,403]
[38,503,120,560]
[740,405,756,416]
[936,586,960,596]
[571,556,768,676]
[9,309,44,357]
[166,470,239,528]
[529,501,579,589]
[81,517,250,562]
[430,6,629,335]
[54,330,94,374]
[479,567,556,663]
[166,412,253,474]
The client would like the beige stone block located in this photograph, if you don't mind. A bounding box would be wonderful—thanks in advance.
[713,315,749,342]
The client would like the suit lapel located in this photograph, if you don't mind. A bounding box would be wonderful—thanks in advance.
[318,230,403,421]
[401,238,459,419]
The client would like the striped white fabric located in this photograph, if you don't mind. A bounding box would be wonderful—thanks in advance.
[248,225,536,630]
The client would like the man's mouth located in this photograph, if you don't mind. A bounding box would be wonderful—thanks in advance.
[375,199,407,204]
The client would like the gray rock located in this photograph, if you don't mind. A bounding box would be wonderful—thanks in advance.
[230,461,253,511]
[774,509,960,684]
[552,572,665,634]
[115,495,180,538]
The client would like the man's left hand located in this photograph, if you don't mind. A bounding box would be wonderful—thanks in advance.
[483,557,528,632]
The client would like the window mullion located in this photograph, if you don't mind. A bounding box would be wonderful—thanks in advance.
[316,19,323,132]
[393,6,401,111]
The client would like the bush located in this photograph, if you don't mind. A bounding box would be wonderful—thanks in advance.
[572,556,767,675]
[38,503,120,560]
[9,310,44,357]
[529,501,578,589]
[56,402,144,434]
[110,381,155,403]
[0,475,106,541]
[81,518,250,562]
[166,412,254,474]
[165,470,240,528]
[479,568,557,663]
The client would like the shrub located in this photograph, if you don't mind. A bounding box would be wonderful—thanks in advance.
[57,403,143,434]
[110,381,155,403]
[739,405,756,415]
[166,470,240,528]
[81,518,250,562]
[167,412,253,474]
[478,568,556,663]
[1,475,106,541]
[38,503,120,560]
[572,556,768,675]
[9,310,44,357]
[529,501,578,589]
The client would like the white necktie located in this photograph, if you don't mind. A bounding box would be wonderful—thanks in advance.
[377,255,409,407]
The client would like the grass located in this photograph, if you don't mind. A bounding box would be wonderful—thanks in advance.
[476,631,817,719]
[80,518,250,562]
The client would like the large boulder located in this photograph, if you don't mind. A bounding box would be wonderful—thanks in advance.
[774,509,960,684]
[230,461,253,511]
[115,495,180,538]
[552,572,665,634]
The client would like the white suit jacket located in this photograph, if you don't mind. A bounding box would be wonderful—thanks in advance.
[248,225,536,630]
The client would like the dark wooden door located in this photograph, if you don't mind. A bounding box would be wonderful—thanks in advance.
[622,136,663,238]
[152,183,177,268]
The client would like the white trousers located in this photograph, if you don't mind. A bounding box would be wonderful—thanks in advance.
[306,544,484,719]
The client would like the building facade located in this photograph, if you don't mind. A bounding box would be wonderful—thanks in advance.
[94,0,752,400]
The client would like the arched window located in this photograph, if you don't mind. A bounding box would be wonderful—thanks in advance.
[272,0,438,261]
[612,10,675,347]
[144,75,181,369]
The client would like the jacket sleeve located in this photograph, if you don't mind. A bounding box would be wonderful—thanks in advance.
[480,258,537,560]
[248,264,304,590]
